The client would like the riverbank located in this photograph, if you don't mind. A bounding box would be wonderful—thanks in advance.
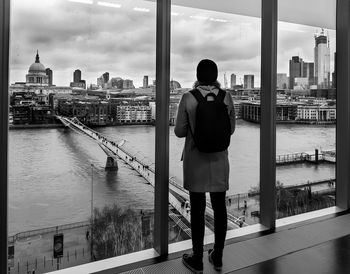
[9,123,64,130]
[9,122,156,130]
[8,222,91,274]
[242,119,336,125]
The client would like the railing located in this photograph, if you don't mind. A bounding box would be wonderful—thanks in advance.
[276,150,336,165]
[8,221,90,243]
[276,153,309,164]
[226,193,250,201]
[169,212,191,238]
[283,178,335,190]
[9,248,90,274]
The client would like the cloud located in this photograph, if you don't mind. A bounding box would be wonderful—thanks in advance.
[9,0,335,88]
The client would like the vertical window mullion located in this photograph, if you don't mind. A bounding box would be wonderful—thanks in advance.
[0,0,10,272]
[260,0,277,229]
[154,0,171,256]
[336,0,350,210]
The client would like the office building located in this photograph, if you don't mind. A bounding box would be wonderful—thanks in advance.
[230,73,236,88]
[45,68,53,86]
[123,79,135,89]
[277,73,288,89]
[143,76,149,88]
[303,62,314,86]
[297,104,336,121]
[289,56,304,89]
[97,72,110,88]
[294,77,309,90]
[103,72,109,84]
[73,69,81,83]
[244,74,254,89]
[70,69,86,89]
[314,29,331,88]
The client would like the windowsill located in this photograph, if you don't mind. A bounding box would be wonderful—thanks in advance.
[276,206,344,229]
[49,248,159,274]
[49,206,344,274]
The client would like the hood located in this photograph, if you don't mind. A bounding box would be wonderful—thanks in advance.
[196,85,219,96]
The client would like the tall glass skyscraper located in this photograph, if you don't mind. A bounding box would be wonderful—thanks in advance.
[314,29,330,88]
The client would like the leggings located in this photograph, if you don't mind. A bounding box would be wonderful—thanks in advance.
[189,191,227,258]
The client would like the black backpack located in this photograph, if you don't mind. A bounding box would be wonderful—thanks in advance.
[190,88,231,153]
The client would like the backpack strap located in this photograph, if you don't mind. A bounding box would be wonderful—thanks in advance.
[190,89,205,103]
[216,89,227,102]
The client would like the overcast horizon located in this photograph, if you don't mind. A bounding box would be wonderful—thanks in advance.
[9,0,336,88]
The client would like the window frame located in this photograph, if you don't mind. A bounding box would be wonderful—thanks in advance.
[336,0,350,210]
[154,0,171,257]
[0,0,10,272]
[1,0,350,273]
[260,0,277,229]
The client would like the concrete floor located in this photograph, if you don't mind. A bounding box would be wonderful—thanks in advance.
[120,213,350,274]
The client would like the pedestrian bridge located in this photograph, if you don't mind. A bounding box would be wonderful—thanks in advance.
[56,116,244,234]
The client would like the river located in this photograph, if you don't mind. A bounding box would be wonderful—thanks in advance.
[9,120,335,234]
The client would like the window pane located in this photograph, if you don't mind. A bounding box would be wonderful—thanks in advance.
[9,0,156,272]
[276,0,336,219]
[169,2,261,250]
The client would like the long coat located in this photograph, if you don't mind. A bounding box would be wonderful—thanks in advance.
[174,86,236,192]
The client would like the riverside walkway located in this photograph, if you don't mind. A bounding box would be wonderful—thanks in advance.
[7,215,186,274]
[283,178,335,190]
[226,177,336,225]
[8,222,91,274]
[56,116,244,232]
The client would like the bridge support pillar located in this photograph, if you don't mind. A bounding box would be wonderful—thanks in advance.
[105,156,118,171]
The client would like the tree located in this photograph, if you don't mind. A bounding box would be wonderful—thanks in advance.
[91,204,152,259]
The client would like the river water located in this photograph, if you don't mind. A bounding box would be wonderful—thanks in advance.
[9,120,335,234]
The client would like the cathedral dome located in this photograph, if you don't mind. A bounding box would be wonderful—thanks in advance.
[25,51,50,86]
[28,51,46,74]
[170,80,181,90]
[29,62,46,73]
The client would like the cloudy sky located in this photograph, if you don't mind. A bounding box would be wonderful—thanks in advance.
[9,0,336,88]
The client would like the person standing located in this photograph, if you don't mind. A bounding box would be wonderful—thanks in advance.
[175,59,236,273]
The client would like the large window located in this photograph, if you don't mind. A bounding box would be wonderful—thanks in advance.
[8,0,158,272]
[276,0,336,220]
[2,0,350,273]
[169,2,261,249]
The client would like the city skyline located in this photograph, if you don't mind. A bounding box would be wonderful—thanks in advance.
[9,0,336,88]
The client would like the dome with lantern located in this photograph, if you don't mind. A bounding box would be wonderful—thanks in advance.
[26,51,49,86]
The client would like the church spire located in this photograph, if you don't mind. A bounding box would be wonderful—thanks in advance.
[35,50,40,63]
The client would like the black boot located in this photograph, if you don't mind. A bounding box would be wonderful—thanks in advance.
[182,253,203,273]
[208,249,223,271]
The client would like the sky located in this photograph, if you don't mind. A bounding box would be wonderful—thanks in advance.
[9,0,336,88]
